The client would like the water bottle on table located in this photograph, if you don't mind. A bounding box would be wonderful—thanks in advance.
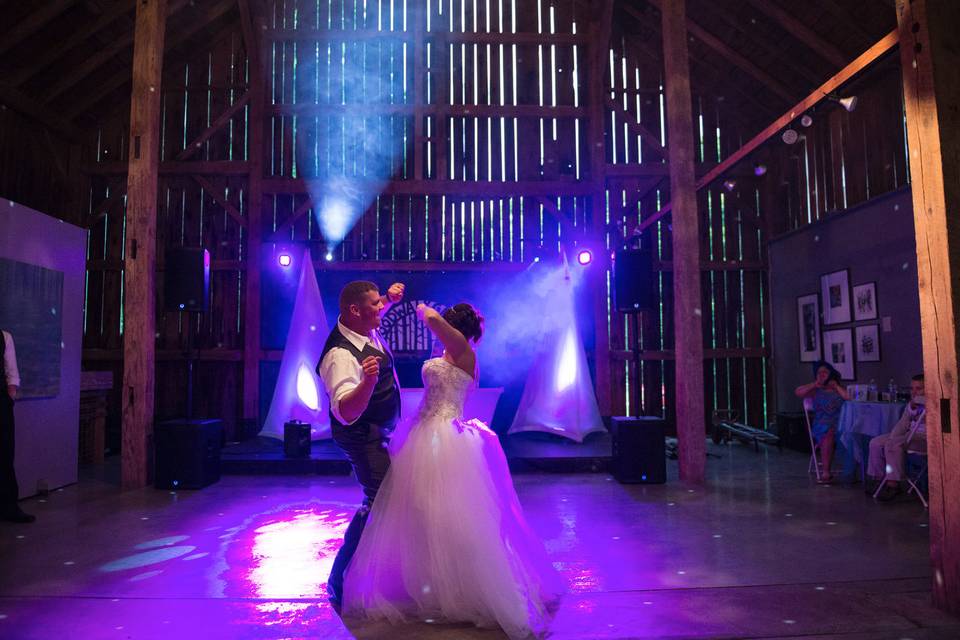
[868,378,877,401]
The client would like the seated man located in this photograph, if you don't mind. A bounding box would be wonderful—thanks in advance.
[867,374,926,502]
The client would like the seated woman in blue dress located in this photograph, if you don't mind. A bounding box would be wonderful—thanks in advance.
[795,361,850,483]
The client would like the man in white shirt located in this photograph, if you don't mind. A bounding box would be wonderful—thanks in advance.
[1,329,34,523]
[316,280,404,611]
[867,373,926,502]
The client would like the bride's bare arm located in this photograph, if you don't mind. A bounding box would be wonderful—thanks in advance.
[417,304,471,359]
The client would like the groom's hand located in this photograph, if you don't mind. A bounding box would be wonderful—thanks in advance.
[386,282,405,304]
[360,355,381,382]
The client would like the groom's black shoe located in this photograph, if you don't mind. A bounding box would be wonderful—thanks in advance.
[1,506,36,523]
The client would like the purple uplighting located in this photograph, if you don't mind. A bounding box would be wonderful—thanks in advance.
[576,250,592,266]
[278,253,292,267]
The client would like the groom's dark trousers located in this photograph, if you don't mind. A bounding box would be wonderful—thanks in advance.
[319,327,401,605]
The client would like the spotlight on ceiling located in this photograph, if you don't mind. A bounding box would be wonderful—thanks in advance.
[838,95,858,112]
[826,93,858,112]
[278,253,292,267]
[753,162,768,177]
[722,179,737,192]
[576,249,593,266]
[781,129,800,145]
[800,114,814,127]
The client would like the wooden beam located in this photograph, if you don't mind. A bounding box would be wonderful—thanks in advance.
[261,177,600,197]
[643,0,794,104]
[43,0,190,105]
[604,96,668,160]
[588,0,614,415]
[266,196,315,241]
[176,91,251,160]
[264,28,585,45]
[190,175,246,227]
[236,0,259,73]
[618,3,780,122]
[314,260,532,272]
[896,0,960,615]
[8,0,135,87]
[662,0,705,485]
[60,0,230,118]
[0,0,79,58]
[269,103,585,118]
[743,0,848,69]
[636,29,899,234]
[121,0,167,490]
[83,160,251,175]
[0,81,85,142]
[241,8,265,423]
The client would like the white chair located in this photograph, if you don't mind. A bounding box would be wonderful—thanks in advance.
[803,397,824,481]
[872,420,928,508]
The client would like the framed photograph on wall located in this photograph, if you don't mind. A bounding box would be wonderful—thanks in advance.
[796,293,821,362]
[821,269,851,325]
[852,282,878,321]
[855,324,881,362]
[823,328,855,380]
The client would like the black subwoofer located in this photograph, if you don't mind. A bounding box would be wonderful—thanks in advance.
[284,420,312,458]
[610,416,667,484]
[614,249,655,313]
[154,418,222,489]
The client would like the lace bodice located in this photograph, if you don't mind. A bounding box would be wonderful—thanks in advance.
[417,357,475,422]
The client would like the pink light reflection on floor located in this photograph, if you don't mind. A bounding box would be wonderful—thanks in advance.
[219,504,351,600]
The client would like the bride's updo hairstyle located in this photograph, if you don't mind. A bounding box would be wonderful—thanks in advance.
[442,303,484,343]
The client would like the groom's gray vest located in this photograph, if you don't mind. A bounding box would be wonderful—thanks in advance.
[318,326,401,437]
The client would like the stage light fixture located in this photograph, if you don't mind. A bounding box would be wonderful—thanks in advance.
[800,114,813,127]
[722,179,737,192]
[325,251,334,262]
[838,95,858,112]
[577,249,593,266]
[781,129,799,145]
[753,162,767,177]
[278,253,292,267]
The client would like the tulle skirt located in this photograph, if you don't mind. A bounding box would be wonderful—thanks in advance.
[342,414,563,638]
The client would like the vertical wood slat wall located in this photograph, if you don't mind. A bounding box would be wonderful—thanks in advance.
[74,0,895,436]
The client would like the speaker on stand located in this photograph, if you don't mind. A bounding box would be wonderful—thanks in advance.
[611,248,667,483]
[156,247,221,489]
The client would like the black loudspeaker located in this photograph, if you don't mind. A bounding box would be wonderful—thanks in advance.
[164,247,210,312]
[154,419,222,489]
[610,416,667,484]
[614,249,655,312]
[284,420,311,458]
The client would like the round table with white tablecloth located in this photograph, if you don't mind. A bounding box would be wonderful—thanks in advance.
[836,400,906,481]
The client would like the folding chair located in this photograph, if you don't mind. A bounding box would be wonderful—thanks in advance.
[872,420,928,508]
[803,397,824,481]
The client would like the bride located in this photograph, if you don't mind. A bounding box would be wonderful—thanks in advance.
[342,302,562,638]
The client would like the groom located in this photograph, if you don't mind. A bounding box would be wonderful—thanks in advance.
[317,279,405,611]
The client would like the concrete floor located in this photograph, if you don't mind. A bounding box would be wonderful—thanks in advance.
[1,441,958,639]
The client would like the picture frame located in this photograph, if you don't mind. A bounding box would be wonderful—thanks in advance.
[855,324,881,362]
[796,293,821,362]
[852,282,878,321]
[823,328,855,381]
[821,269,851,325]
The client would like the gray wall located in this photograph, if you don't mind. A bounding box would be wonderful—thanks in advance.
[769,187,922,414]
[0,200,86,497]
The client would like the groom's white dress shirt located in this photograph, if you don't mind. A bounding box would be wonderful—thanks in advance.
[2,331,20,388]
[318,319,388,426]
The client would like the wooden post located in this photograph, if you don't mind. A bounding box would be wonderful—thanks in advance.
[587,0,613,415]
[897,0,960,614]
[662,0,705,484]
[240,4,264,423]
[121,0,168,489]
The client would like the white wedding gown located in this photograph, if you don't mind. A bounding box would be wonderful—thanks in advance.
[342,357,563,638]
